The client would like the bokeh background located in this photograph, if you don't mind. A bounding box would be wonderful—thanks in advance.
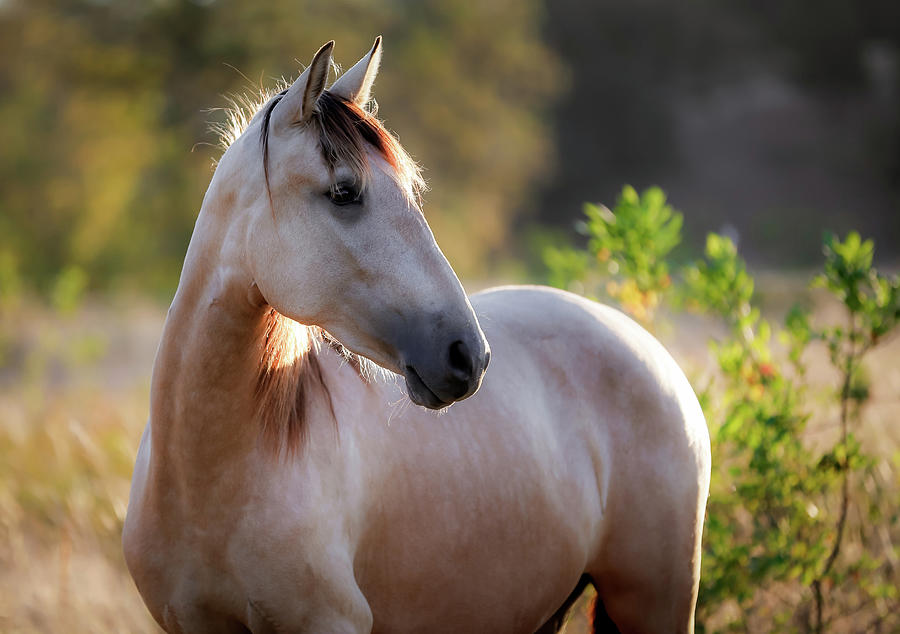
[1,0,898,632]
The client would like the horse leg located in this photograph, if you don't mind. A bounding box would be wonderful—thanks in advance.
[588,515,704,634]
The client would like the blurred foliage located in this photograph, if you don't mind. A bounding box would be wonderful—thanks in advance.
[0,0,561,294]
[50,265,89,315]
[587,186,680,322]
[547,187,900,631]
[545,185,681,324]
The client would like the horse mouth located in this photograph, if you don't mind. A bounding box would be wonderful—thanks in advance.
[403,365,451,409]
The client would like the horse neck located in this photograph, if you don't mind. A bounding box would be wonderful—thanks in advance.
[147,185,269,501]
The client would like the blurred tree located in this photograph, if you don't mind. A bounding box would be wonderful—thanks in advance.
[0,0,561,293]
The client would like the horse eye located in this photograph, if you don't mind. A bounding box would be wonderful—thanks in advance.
[327,182,362,207]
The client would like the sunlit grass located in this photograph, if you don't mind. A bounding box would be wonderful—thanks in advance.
[0,298,157,633]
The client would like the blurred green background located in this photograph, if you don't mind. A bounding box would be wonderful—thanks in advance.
[1,0,898,297]
[1,1,899,632]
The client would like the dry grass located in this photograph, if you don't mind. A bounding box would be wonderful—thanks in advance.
[0,280,897,633]
[0,297,159,632]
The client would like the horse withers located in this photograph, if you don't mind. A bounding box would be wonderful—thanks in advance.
[122,38,711,634]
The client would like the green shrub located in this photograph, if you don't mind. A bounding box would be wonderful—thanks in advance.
[546,187,900,632]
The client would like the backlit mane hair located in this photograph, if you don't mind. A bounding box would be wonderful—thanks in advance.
[309,91,426,204]
[213,81,415,454]
[255,310,331,452]
[255,309,386,454]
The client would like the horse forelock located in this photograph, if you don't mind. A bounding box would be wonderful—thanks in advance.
[213,79,425,206]
[311,91,426,205]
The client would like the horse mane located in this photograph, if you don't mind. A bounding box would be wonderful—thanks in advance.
[254,309,325,453]
[214,78,417,454]
[255,309,390,455]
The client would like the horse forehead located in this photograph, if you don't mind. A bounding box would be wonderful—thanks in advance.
[271,132,330,183]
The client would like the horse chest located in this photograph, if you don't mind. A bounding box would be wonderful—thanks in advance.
[131,479,370,631]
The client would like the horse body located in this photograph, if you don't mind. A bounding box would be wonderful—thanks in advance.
[123,39,710,633]
[126,286,708,633]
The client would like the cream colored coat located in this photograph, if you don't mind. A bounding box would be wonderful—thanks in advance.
[123,39,711,634]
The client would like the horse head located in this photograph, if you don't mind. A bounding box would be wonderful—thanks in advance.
[228,39,489,408]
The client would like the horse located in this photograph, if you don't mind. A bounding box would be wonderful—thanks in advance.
[122,38,711,633]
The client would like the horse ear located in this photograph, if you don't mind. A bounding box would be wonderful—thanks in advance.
[276,41,334,125]
[330,36,382,106]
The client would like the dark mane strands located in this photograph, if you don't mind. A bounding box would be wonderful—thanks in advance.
[259,88,425,210]
[260,88,288,209]
[311,92,425,205]
[250,86,423,455]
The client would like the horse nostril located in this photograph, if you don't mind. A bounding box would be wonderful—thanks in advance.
[448,340,474,381]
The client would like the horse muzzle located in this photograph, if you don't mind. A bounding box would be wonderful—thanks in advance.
[402,332,491,409]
